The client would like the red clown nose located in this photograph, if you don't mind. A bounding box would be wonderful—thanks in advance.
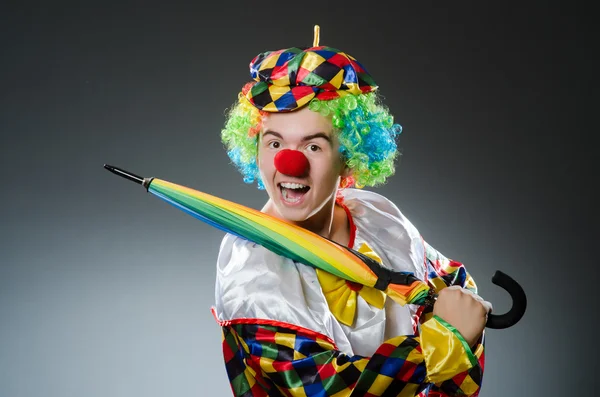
[274,149,310,177]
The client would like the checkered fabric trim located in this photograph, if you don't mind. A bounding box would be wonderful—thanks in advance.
[418,241,480,325]
[221,321,484,396]
[245,46,378,112]
[423,336,485,397]
[433,343,485,397]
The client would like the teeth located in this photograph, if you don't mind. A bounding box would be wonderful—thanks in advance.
[280,182,307,189]
[282,189,302,203]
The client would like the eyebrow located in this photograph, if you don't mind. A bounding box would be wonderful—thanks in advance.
[303,132,331,143]
[262,130,332,143]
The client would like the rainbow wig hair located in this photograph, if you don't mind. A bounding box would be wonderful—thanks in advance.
[221,85,402,190]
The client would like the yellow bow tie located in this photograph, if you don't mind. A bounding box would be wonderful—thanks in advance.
[316,242,387,327]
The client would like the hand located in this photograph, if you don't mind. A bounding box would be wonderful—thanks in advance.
[432,286,492,347]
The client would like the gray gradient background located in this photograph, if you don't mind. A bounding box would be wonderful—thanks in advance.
[0,2,594,396]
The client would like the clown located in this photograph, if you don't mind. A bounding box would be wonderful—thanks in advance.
[213,26,491,397]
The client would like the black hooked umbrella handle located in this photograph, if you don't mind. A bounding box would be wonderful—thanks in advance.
[485,270,527,329]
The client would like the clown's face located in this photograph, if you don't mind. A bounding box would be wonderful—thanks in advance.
[258,107,348,224]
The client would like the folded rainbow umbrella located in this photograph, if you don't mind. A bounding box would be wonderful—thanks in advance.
[104,164,526,329]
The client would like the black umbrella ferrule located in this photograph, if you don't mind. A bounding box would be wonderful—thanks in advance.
[103,164,153,191]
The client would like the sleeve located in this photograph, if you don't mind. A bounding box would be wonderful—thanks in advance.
[219,317,484,397]
[342,190,485,395]
[415,241,486,397]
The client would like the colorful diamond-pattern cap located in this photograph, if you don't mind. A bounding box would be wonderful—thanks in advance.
[245,46,378,112]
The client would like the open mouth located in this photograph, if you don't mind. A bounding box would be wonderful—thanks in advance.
[278,182,310,204]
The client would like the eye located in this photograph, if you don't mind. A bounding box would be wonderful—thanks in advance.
[268,141,281,149]
[306,144,321,152]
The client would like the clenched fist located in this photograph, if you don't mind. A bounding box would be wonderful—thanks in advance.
[433,286,492,347]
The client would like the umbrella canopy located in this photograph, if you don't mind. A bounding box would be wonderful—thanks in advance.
[104,164,526,329]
